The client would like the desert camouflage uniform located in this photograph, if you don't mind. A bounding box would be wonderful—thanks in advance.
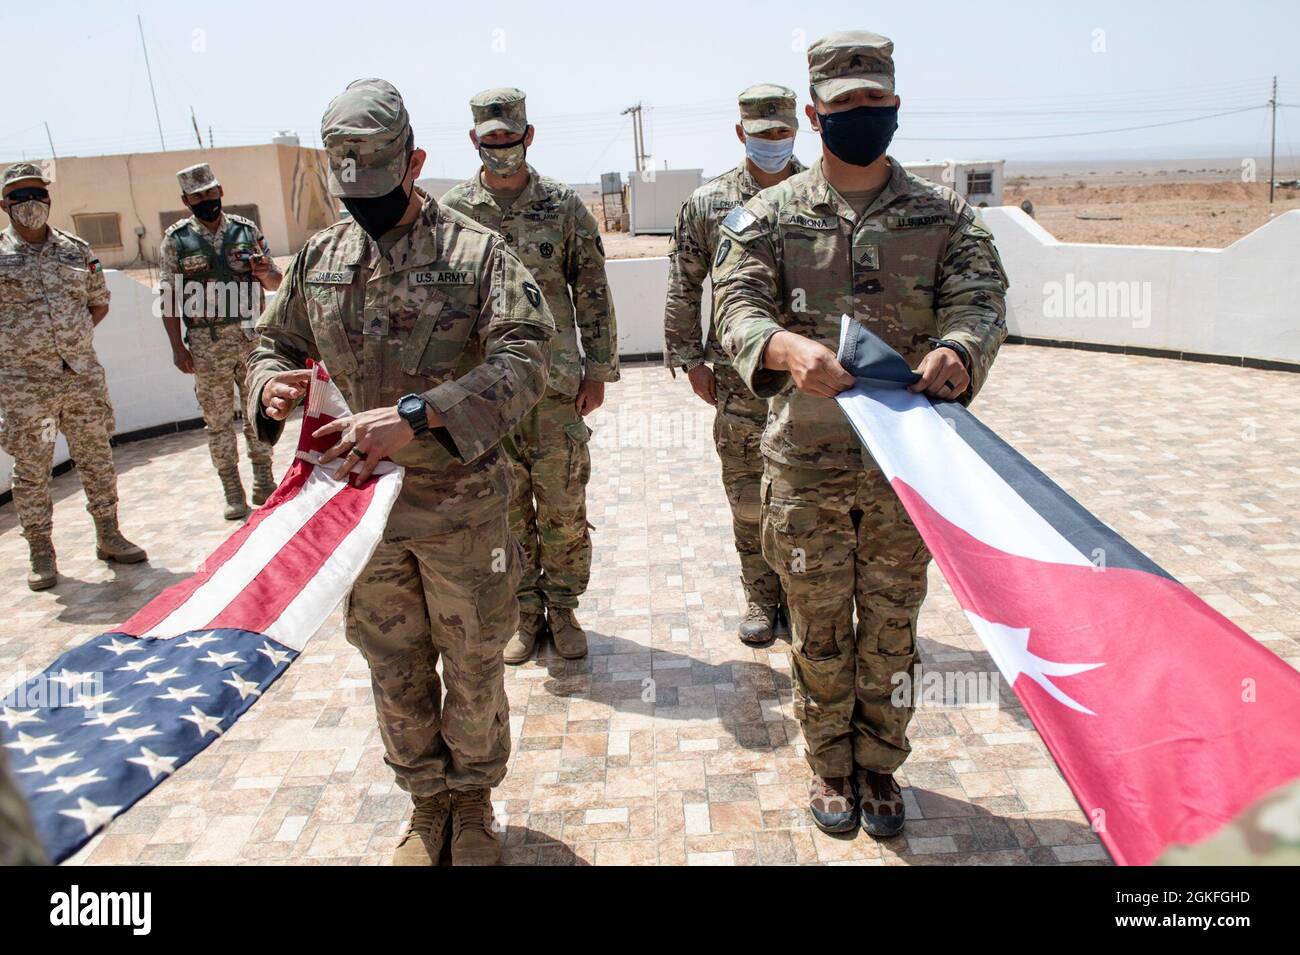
[159,213,276,475]
[441,164,618,614]
[0,225,119,542]
[712,156,1008,776]
[0,744,45,864]
[664,157,804,612]
[247,189,554,794]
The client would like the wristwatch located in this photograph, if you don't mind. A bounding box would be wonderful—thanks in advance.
[396,393,430,436]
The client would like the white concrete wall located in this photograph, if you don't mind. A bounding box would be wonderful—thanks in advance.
[607,257,673,355]
[0,272,202,495]
[981,207,1300,364]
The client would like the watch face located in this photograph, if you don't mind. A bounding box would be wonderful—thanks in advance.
[399,395,422,416]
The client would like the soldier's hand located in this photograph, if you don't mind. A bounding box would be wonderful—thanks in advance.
[766,331,854,398]
[909,347,970,401]
[686,364,717,406]
[171,345,195,375]
[261,369,311,421]
[575,379,606,416]
[248,254,270,279]
[315,406,427,484]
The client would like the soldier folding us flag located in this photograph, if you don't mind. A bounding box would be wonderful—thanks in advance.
[1,362,402,863]
[834,318,1300,865]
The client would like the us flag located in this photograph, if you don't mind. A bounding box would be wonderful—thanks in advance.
[2,363,402,863]
[835,319,1300,865]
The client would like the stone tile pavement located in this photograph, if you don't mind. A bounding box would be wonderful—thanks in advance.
[2,345,1298,865]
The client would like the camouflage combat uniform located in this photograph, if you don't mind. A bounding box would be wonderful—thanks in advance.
[0,224,120,542]
[665,148,805,616]
[0,744,45,865]
[712,155,1008,777]
[246,188,554,794]
[442,101,618,618]
[160,210,277,480]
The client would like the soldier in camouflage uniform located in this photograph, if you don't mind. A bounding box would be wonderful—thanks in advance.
[0,743,45,864]
[1159,778,1300,865]
[441,88,619,664]
[247,79,554,867]
[664,84,805,646]
[160,163,282,520]
[712,32,1008,837]
[0,162,146,591]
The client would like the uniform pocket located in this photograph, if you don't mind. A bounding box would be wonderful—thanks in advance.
[562,418,592,491]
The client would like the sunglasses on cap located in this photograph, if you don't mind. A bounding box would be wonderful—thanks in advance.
[5,187,49,203]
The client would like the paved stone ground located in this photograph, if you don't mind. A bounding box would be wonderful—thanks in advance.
[2,345,1298,865]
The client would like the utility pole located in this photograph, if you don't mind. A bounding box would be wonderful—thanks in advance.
[636,106,649,171]
[621,103,643,174]
[43,122,56,160]
[191,107,204,149]
[138,15,166,151]
[1268,75,1277,205]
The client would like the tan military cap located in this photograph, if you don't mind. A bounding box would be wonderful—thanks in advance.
[470,88,527,138]
[738,84,798,134]
[807,31,895,101]
[2,161,51,190]
[176,163,219,196]
[320,78,411,198]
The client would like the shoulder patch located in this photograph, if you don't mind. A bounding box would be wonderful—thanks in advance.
[722,207,758,234]
[522,281,542,308]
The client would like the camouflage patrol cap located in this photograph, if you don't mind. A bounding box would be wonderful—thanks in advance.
[807,31,895,101]
[320,78,412,198]
[2,161,51,191]
[176,163,219,196]
[470,88,527,138]
[738,84,798,134]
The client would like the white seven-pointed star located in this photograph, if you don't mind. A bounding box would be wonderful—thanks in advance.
[179,632,220,649]
[103,724,160,744]
[156,685,207,703]
[965,611,1104,716]
[179,707,223,737]
[82,706,139,728]
[0,707,41,729]
[6,731,57,755]
[257,644,291,667]
[223,673,261,700]
[100,636,145,656]
[60,797,122,835]
[199,650,244,668]
[127,747,178,780]
[116,655,163,673]
[38,769,106,795]
[135,668,183,686]
[19,752,80,775]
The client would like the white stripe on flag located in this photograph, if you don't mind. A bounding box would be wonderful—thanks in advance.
[140,467,350,637]
[262,469,403,650]
[835,385,1091,568]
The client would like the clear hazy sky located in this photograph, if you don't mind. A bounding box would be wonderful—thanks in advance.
[3,0,1297,182]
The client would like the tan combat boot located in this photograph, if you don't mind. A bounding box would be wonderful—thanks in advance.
[504,610,547,665]
[93,516,147,564]
[449,788,501,866]
[738,603,776,646]
[251,461,276,507]
[391,791,451,866]
[26,534,58,591]
[855,768,905,838]
[219,469,249,520]
[548,606,588,659]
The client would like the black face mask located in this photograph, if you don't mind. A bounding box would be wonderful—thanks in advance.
[341,179,412,240]
[816,104,898,167]
[190,197,222,222]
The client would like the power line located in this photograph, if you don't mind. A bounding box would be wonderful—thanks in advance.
[895,105,1268,142]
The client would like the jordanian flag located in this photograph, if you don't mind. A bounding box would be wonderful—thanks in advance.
[3,363,401,863]
[835,319,1300,865]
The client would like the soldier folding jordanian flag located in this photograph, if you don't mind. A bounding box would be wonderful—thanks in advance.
[834,318,1300,865]
[2,363,402,863]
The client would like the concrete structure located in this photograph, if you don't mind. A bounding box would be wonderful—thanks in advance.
[905,159,1004,206]
[0,144,336,269]
[628,168,703,235]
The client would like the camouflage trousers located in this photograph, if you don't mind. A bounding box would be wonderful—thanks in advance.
[345,494,521,796]
[761,459,930,777]
[186,323,271,476]
[712,364,780,610]
[0,365,119,541]
[0,745,45,865]
[503,389,593,614]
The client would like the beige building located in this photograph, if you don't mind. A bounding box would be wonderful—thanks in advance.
[0,142,336,269]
